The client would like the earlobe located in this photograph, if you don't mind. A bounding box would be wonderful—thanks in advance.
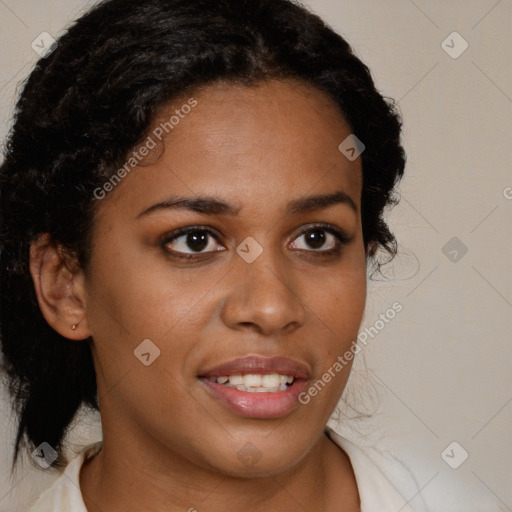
[29,233,91,340]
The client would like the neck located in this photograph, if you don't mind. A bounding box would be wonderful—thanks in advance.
[79,429,359,512]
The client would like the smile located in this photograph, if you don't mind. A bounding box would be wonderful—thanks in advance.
[199,356,310,418]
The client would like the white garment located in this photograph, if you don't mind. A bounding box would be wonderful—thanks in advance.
[28,428,426,511]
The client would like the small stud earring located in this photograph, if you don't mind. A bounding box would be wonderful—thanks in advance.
[72,323,78,331]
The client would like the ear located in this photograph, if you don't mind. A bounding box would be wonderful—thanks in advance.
[29,233,91,340]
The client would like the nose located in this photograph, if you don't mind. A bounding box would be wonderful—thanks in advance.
[220,246,306,336]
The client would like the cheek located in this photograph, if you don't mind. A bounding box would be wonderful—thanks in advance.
[306,256,367,365]
[321,275,366,349]
[297,270,366,427]
[84,248,215,400]
[86,242,210,341]
[311,251,367,326]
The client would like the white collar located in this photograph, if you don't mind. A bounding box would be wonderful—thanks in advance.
[29,434,424,511]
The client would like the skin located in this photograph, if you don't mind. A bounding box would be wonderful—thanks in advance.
[30,78,367,511]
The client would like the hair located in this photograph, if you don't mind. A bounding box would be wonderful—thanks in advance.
[0,0,405,472]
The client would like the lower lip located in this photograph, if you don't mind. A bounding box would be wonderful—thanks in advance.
[200,378,307,418]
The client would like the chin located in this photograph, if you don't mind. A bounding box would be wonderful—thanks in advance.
[199,432,314,478]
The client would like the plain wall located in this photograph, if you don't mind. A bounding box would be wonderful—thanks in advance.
[0,1,511,511]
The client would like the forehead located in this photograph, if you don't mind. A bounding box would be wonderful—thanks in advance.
[95,79,362,219]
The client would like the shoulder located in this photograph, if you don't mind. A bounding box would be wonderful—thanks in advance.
[27,441,102,512]
[326,427,428,512]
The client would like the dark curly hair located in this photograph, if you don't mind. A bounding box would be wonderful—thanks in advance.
[0,0,405,472]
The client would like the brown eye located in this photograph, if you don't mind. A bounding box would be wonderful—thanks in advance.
[290,224,351,253]
[162,227,225,257]
[301,228,328,250]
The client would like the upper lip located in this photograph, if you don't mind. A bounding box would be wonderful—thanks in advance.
[199,355,310,379]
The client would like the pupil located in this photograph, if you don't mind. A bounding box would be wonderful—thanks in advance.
[187,231,208,252]
[305,229,325,249]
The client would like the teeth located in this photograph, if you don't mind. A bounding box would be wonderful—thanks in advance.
[229,375,243,385]
[211,373,295,392]
[247,386,279,393]
[243,374,262,387]
[262,374,281,387]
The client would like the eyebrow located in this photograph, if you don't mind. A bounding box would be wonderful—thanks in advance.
[137,190,357,218]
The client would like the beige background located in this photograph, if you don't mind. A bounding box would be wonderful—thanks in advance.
[1,1,511,511]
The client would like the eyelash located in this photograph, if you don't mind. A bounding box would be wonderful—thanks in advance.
[160,223,352,261]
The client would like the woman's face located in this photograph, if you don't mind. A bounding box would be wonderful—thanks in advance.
[83,79,366,476]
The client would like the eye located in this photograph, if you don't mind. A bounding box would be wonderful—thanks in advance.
[161,227,225,258]
[289,223,351,254]
[161,223,352,261]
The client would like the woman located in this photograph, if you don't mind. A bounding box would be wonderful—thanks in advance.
[0,0,425,510]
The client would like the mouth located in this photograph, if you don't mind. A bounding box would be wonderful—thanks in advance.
[198,356,310,419]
